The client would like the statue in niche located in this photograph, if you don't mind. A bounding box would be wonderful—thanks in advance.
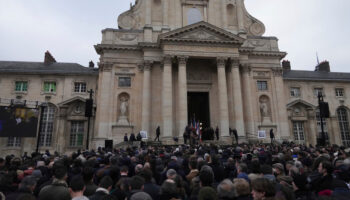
[260,102,268,117]
[117,94,130,125]
[259,96,272,124]
[120,96,128,116]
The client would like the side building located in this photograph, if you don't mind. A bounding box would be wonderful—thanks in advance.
[283,61,350,147]
[0,52,98,156]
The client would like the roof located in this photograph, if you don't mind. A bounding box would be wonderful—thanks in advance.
[0,61,98,75]
[283,70,350,82]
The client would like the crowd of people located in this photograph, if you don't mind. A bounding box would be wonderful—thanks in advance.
[0,142,350,200]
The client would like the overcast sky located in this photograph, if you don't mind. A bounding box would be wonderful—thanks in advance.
[0,0,349,72]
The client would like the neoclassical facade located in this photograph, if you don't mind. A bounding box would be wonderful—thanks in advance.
[1,0,350,155]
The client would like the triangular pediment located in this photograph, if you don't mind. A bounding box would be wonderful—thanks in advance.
[159,21,245,45]
[287,99,316,110]
[58,96,87,107]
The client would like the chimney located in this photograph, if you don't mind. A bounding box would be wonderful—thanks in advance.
[89,61,95,68]
[282,60,291,71]
[315,61,330,72]
[44,51,56,65]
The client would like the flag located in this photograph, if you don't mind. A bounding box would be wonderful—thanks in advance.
[196,121,201,142]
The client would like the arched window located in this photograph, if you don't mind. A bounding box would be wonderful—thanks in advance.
[187,8,202,25]
[39,105,56,147]
[337,108,350,146]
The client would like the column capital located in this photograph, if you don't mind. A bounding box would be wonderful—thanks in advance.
[217,57,227,67]
[144,60,153,71]
[178,56,189,65]
[230,58,240,68]
[240,63,252,73]
[163,55,173,65]
[138,60,154,72]
[98,62,113,72]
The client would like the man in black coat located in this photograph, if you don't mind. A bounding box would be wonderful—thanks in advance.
[270,129,275,144]
[124,133,129,142]
[154,126,160,142]
[129,133,136,144]
[232,129,238,145]
[89,176,113,200]
[215,126,219,140]
[38,164,71,200]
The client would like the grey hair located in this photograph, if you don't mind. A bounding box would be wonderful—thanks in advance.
[217,179,235,199]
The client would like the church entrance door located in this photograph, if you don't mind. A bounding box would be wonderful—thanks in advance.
[187,92,210,129]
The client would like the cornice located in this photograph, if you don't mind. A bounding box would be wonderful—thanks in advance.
[94,44,140,54]
[249,51,287,59]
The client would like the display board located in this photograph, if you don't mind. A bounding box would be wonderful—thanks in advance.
[0,106,39,137]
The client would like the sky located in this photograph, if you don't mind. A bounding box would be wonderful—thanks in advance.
[0,0,349,72]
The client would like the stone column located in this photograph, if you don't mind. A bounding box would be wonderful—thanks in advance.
[178,56,188,137]
[141,61,152,135]
[217,57,230,139]
[162,56,173,139]
[230,59,245,140]
[237,0,244,32]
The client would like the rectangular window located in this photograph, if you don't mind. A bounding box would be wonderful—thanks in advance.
[15,81,28,92]
[293,122,305,144]
[70,121,84,147]
[74,82,87,93]
[335,88,344,97]
[118,77,131,87]
[257,81,268,91]
[290,87,301,97]
[314,88,324,97]
[43,82,56,93]
[7,137,21,147]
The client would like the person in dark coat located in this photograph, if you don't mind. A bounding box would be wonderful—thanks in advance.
[215,126,219,140]
[89,176,113,200]
[129,133,136,144]
[6,176,37,200]
[233,129,238,145]
[155,126,161,142]
[38,164,71,200]
[124,133,129,142]
[315,161,334,194]
[139,169,160,200]
[82,167,98,197]
[270,129,275,144]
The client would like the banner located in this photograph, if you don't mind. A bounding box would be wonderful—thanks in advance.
[0,106,39,137]
[258,130,266,139]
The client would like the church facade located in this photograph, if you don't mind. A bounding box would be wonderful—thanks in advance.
[1,0,350,155]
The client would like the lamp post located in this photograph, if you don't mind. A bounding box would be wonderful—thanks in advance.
[85,89,94,150]
[36,103,47,153]
[318,93,326,146]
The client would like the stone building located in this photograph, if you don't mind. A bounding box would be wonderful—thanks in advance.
[0,52,98,155]
[0,0,350,155]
